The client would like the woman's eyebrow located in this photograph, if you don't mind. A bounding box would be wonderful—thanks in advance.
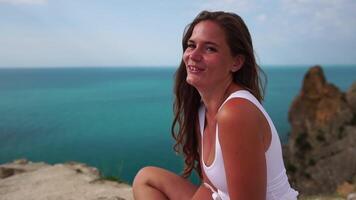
[205,41,219,47]
[187,39,219,47]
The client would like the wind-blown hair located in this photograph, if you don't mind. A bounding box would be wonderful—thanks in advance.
[171,10,266,178]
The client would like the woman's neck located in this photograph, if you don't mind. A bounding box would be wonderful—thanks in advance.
[199,80,237,117]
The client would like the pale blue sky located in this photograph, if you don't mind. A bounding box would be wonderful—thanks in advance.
[0,0,355,67]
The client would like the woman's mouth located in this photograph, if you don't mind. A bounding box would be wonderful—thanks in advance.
[187,65,205,73]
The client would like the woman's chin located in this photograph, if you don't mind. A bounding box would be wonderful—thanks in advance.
[186,76,202,88]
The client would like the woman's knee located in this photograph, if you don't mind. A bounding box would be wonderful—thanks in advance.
[133,166,158,187]
[133,166,198,200]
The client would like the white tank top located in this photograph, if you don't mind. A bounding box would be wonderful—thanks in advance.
[198,90,299,200]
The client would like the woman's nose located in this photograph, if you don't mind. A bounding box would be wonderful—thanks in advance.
[189,49,202,62]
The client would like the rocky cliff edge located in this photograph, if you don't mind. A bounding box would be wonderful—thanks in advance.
[0,159,133,200]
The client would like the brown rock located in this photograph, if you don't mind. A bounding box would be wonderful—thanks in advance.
[346,82,356,113]
[337,182,355,198]
[301,66,326,100]
[284,65,356,195]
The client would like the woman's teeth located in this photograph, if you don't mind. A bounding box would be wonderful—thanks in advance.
[188,65,204,72]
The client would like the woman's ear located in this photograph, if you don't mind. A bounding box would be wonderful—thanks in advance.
[231,55,245,72]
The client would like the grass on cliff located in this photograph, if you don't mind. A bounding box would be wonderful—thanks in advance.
[99,175,124,183]
[299,194,344,200]
[99,175,128,184]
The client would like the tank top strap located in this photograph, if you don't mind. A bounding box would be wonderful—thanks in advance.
[218,90,262,112]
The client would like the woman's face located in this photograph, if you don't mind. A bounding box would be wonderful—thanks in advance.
[183,20,238,90]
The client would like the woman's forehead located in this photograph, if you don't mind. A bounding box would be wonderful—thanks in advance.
[189,20,226,45]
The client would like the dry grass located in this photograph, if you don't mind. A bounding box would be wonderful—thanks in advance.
[299,195,345,200]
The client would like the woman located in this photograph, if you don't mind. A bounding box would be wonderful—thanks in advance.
[133,11,298,200]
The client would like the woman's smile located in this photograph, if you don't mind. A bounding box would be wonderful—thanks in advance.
[187,64,206,73]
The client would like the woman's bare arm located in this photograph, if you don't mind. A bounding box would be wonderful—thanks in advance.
[218,98,267,200]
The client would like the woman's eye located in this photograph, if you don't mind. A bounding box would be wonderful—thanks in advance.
[187,44,195,49]
[206,46,217,52]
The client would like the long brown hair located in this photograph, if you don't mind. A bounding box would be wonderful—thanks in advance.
[171,10,266,179]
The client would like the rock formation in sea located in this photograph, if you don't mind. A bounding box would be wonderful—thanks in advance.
[283,65,356,195]
[0,159,133,200]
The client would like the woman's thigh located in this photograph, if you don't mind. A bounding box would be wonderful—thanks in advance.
[133,166,199,200]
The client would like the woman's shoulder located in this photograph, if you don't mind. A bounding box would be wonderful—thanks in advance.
[216,95,265,152]
[217,96,261,127]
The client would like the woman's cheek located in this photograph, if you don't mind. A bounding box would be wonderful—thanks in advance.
[183,51,189,64]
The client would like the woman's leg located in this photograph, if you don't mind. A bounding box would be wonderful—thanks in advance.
[133,166,199,200]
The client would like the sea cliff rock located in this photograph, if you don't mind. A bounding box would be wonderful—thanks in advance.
[284,65,356,195]
[0,159,133,200]
[347,82,356,113]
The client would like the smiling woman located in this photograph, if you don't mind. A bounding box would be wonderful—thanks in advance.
[132,10,299,200]
[183,20,245,92]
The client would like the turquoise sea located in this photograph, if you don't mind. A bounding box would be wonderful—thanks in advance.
[0,66,355,183]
